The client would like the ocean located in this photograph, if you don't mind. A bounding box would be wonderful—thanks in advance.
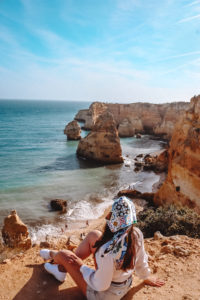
[0,100,163,241]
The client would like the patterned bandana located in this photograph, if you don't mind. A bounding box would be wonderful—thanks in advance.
[105,196,137,269]
[107,196,137,233]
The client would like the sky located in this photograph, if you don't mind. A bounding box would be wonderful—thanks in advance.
[0,0,200,103]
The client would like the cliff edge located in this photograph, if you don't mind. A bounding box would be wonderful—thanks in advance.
[154,95,200,212]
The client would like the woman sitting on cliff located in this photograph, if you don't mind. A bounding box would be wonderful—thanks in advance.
[40,196,164,299]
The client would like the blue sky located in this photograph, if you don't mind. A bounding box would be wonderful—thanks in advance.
[0,0,200,103]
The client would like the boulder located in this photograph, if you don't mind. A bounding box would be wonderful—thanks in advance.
[76,111,123,164]
[2,210,31,249]
[118,118,135,137]
[174,246,191,257]
[50,199,67,213]
[161,245,174,254]
[64,120,81,140]
[154,231,164,240]
[138,150,169,173]
[136,133,142,139]
[118,189,154,202]
[118,189,142,198]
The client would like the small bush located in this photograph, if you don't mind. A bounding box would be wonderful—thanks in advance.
[137,204,200,238]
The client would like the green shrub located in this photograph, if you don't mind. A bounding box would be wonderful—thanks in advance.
[137,204,200,238]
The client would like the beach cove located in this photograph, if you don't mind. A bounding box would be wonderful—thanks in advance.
[0,100,164,242]
[0,97,200,300]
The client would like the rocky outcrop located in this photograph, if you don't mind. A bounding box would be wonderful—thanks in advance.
[118,189,154,203]
[134,150,169,173]
[154,95,200,212]
[64,120,81,140]
[118,118,135,137]
[76,111,123,163]
[2,210,31,249]
[75,101,190,139]
[75,102,107,130]
[50,199,67,213]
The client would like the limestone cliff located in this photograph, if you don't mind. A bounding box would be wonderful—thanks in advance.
[75,101,189,139]
[154,95,200,212]
[154,102,190,139]
[118,118,135,137]
[76,111,123,164]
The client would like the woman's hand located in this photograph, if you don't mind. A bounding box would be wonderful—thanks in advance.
[144,275,165,287]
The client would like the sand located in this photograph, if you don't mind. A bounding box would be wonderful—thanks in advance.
[0,207,200,300]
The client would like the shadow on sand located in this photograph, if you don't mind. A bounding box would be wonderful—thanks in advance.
[13,263,86,300]
[13,263,144,300]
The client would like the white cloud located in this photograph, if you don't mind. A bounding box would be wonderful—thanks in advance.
[156,51,200,62]
[185,1,200,7]
[178,13,200,23]
[0,52,198,103]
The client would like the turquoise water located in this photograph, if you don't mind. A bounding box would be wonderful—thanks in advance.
[0,100,163,240]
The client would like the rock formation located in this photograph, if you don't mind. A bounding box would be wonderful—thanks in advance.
[75,102,107,130]
[64,120,81,140]
[75,101,190,139]
[118,118,135,137]
[154,102,190,139]
[2,210,31,249]
[118,189,154,203]
[76,111,123,163]
[133,150,168,173]
[50,199,67,213]
[154,95,200,212]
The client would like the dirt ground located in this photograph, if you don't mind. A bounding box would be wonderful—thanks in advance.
[0,211,200,300]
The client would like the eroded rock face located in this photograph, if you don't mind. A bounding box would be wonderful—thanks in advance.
[154,95,200,212]
[64,120,81,140]
[118,118,135,137]
[2,210,31,249]
[76,111,123,163]
[154,102,189,139]
[75,101,190,139]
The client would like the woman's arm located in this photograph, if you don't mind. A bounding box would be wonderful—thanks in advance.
[134,229,151,279]
[134,228,165,287]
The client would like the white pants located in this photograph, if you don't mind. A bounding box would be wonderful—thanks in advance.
[86,276,132,300]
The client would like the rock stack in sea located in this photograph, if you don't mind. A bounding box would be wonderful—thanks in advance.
[64,120,81,140]
[76,111,123,164]
[2,210,32,249]
[154,95,200,212]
